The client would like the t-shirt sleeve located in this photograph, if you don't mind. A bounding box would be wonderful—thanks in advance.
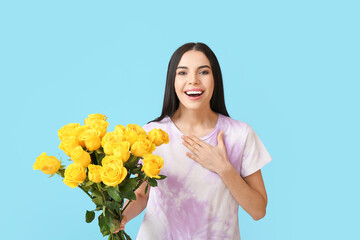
[142,123,152,133]
[240,124,272,178]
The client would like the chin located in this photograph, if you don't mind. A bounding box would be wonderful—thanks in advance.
[181,103,207,111]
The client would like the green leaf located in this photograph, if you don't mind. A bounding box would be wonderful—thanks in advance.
[98,208,120,237]
[131,167,142,175]
[92,196,103,206]
[85,210,95,223]
[145,184,149,195]
[107,187,122,202]
[120,191,136,201]
[103,201,122,210]
[119,178,137,193]
[91,190,103,198]
[83,185,91,192]
[95,148,106,164]
[147,177,157,187]
[98,212,111,236]
[124,155,140,169]
[57,168,65,178]
[85,180,94,187]
[109,216,120,236]
[117,178,128,188]
[137,171,145,179]
[157,174,167,180]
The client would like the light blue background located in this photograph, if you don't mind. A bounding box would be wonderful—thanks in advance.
[1,0,359,239]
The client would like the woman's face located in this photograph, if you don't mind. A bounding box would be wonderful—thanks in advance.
[174,50,214,111]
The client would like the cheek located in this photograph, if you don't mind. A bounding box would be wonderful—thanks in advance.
[204,78,215,96]
[174,78,184,96]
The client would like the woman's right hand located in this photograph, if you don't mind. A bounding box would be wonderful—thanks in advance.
[113,215,128,234]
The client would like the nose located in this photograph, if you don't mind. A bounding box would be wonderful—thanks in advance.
[187,72,200,85]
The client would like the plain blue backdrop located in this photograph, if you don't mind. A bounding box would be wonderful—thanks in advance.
[1,0,359,239]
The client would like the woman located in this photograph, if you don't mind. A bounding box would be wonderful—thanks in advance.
[115,42,272,239]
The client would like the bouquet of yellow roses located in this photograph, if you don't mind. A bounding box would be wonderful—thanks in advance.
[33,114,169,240]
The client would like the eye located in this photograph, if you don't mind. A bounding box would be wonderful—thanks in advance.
[200,70,209,75]
[177,71,187,75]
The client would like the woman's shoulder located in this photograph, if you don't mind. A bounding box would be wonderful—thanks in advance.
[142,116,171,132]
[219,113,250,132]
[218,114,253,143]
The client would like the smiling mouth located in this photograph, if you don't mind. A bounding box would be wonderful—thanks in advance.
[185,90,204,97]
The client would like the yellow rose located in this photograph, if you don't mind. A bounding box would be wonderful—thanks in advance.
[87,164,102,183]
[147,128,170,146]
[84,114,109,138]
[131,138,156,157]
[76,125,91,147]
[33,152,61,175]
[71,146,91,168]
[114,125,126,138]
[79,129,101,151]
[57,123,81,141]
[59,136,79,157]
[84,113,107,125]
[124,124,147,146]
[101,132,123,155]
[102,155,124,167]
[113,141,130,162]
[90,120,109,138]
[63,163,86,188]
[100,161,127,187]
[141,154,164,179]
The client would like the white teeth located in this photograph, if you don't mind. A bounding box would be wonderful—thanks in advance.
[185,91,203,95]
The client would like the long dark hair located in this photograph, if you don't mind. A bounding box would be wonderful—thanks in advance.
[148,42,230,123]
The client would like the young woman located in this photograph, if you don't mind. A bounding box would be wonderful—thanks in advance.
[114,42,272,239]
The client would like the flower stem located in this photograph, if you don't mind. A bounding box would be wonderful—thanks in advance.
[121,200,131,214]
[56,169,65,178]
[96,183,106,201]
[123,230,132,240]
[78,185,92,199]
[121,178,144,214]
[107,208,119,218]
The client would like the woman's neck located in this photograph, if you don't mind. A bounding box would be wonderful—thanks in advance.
[171,106,219,135]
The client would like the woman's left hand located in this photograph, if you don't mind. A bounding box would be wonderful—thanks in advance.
[181,131,230,174]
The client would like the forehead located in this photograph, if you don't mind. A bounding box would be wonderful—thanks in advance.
[177,50,210,67]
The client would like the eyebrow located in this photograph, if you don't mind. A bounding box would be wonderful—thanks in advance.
[176,65,211,70]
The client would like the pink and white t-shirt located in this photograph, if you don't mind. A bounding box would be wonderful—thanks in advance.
[136,113,272,240]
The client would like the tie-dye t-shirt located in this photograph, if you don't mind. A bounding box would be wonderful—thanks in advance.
[136,113,272,240]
